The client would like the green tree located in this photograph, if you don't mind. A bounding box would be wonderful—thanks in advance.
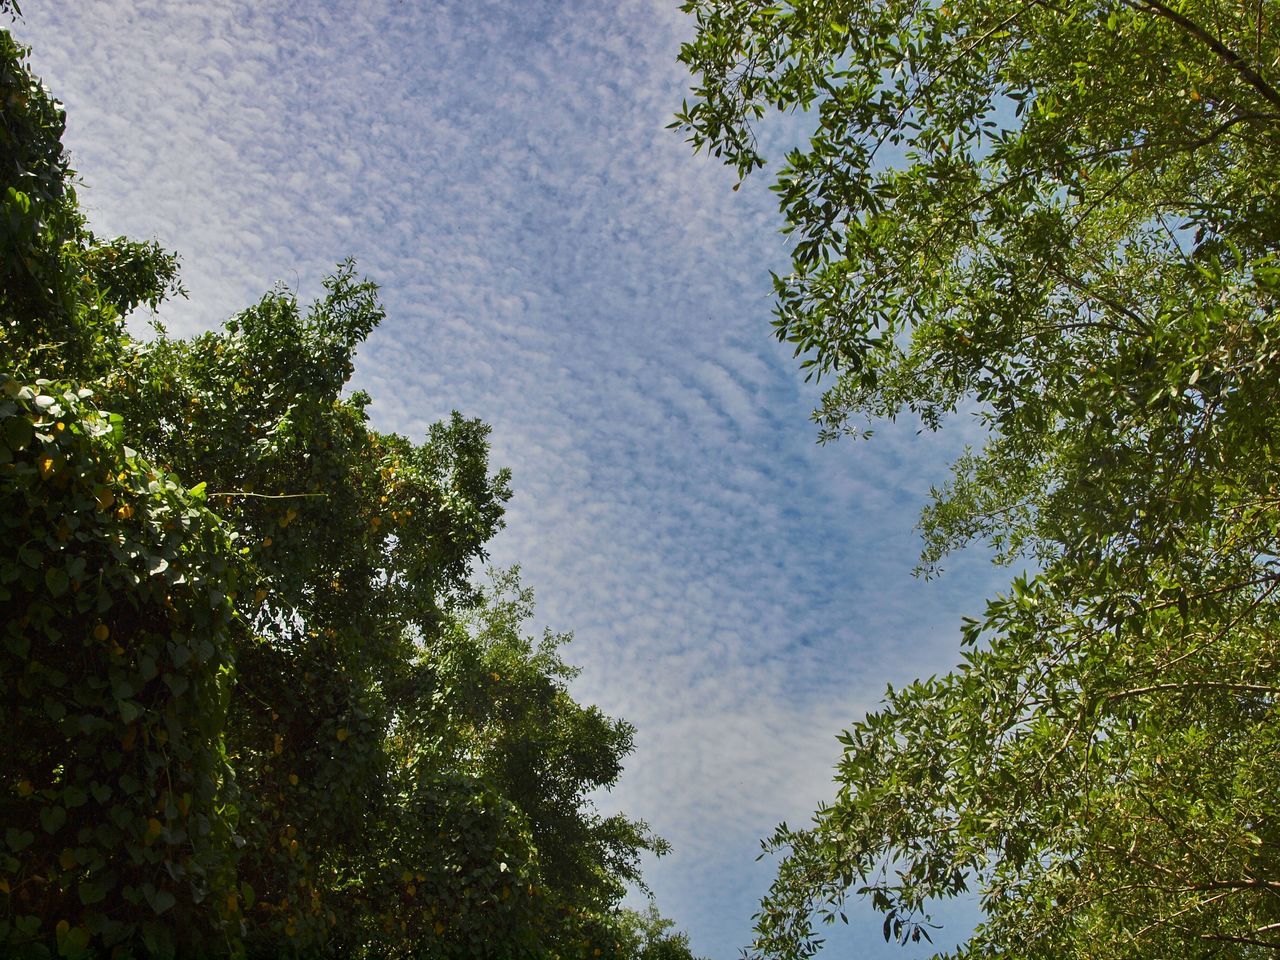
[677,0,1280,956]
[613,902,709,960]
[106,268,518,955]
[381,568,673,959]
[2,27,241,959]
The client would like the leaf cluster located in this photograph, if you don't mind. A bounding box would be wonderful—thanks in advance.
[677,0,1280,955]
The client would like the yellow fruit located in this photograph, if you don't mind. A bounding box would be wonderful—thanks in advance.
[262,536,273,548]
[336,728,349,742]
[17,780,33,797]
[93,624,109,643]
[38,456,55,478]
[273,734,283,755]
[289,773,299,786]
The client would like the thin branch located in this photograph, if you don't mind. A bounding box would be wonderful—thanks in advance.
[1105,681,1280,701]
[210,491,329,500]
[1045,265,1152,332]
[1197,931,1280,949]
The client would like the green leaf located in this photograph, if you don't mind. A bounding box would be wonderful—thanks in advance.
[3,414,33,451]
[5,828,35,852]
[45,566,69,597]
[39,805,66,834]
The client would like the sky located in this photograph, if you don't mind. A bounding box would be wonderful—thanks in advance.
[17,2,1006,956]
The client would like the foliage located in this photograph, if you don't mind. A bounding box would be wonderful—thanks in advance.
[104,264,518,957]
[0,29,179,385]
[1,19,695,960]
[1,376,244,960]
[677,0,1280,956]
[2,29,240,959]
[613,903,710,960]
[370,569,674,960]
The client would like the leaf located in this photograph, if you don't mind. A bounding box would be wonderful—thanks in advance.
[3,415,33,451]
[40,805,67,834]
[57,921,90,957]
[5,828,35,852]
[78,879,109,906]
[145,887,176,916]
[45,567,69,597]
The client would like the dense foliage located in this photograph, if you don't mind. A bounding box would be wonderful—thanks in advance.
[1,22,699,960]
[678,0,1280,956]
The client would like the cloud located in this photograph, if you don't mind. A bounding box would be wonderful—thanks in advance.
[18,3,1007,955]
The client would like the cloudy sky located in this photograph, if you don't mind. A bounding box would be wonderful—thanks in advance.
[18,2,1007,955]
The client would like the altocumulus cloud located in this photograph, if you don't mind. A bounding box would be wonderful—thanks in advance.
[21,2,1005,955]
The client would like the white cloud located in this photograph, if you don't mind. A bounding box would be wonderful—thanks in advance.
[18,3,1005,955]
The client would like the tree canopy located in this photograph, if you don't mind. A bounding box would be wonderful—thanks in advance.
[1,20,701,960]
[678,0,1280,956]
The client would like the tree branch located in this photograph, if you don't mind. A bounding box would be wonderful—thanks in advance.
[1122,0,1280,112]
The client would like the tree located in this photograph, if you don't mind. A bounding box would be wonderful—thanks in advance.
[613,902,710,960]
[106,266,520,956]
[3,28,241,959]
[676,0,1280,956]
[2,18,694,959]
[383,568,675,960]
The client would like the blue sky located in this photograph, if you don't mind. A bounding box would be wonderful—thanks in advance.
[20,3,1006,956]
